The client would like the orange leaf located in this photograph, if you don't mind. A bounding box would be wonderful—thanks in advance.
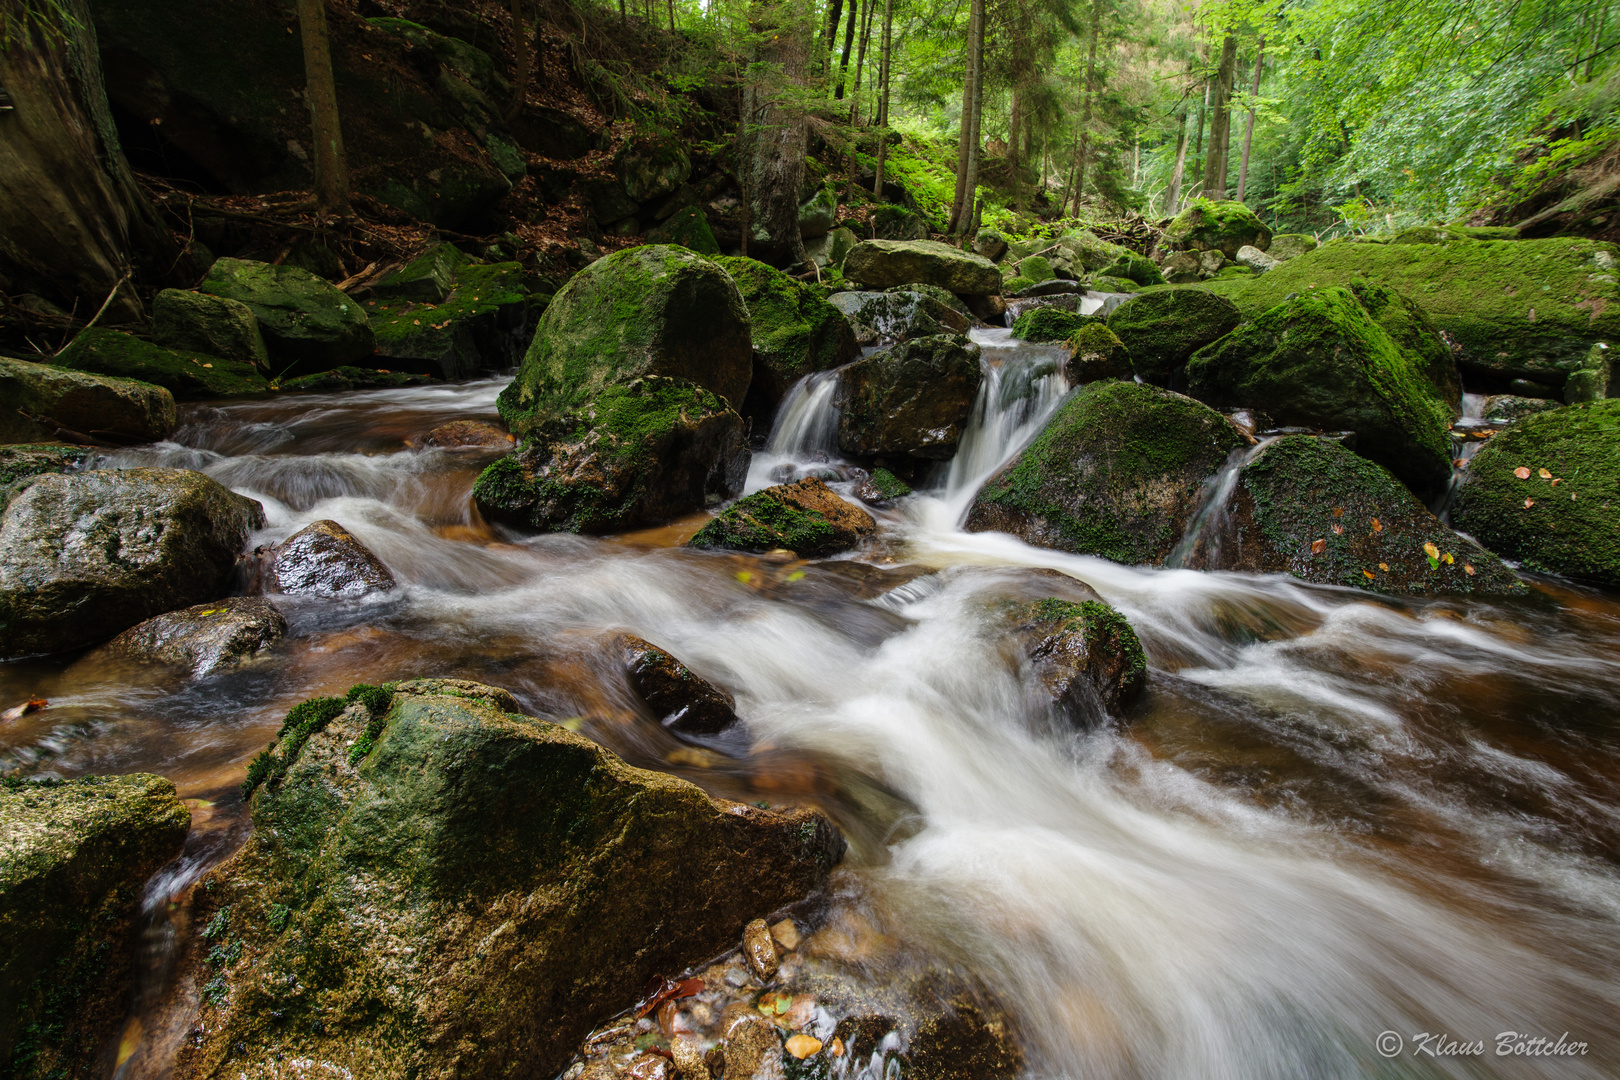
[1379,562,1389,571]
[1371,518,1383,533]
[1525,498,1535,509]
[1441,552,1454,564]
[1333,506,1344,518]
[1363,570,1376,580]
[1423,542,1440,560]
[785,1036,824,1060]
[1514,466,1531,479]
[1453,458,1468,468]
[1311,539,1327,554]
[1464,564,1476,575]
[1538,468,1552,479]
[1551,478,1562,486]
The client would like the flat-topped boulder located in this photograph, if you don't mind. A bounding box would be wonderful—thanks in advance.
[0,355,176,446]
[690,476,876,556]
[200,258,376,372]
[842,239,1002,295]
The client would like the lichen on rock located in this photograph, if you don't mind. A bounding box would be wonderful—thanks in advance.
[690,476,875,556]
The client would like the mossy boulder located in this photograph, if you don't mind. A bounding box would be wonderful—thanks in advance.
[1185,286,1455,495]
[0,468,265,657]
[0,355,176,446]
[1184,435,1524,596]
[368,260,531,380]
[1098,252,1167,287]
[835,335,983,459]
[798,185,838,239]
[153,289,270,371]
[1268,234,1319,261]
[54,328,269,400]
[646,205,721,256]
[828,290,970,347]
[172,680,844,1080]
[854,467,913,503]
[497,245,752,437]
[1012,306,1095,343]
[1051,230,1131,274]
[1564,342,1613,403]
[1000,596,1148,725]
[966,382,1244,566]
[371,243,467,303]
[1066,323,1132,382]
[842,240,1002,295]
[1391,225,1519,245]
[1107,289,1243,383]
[897,283,973,317]
[1345,280,1463,415]
[475,377,747,534]
[1164,198,1272,259]
[1089,275,1141,294]
[1001,275,1035,295]
[1451,399,1620,587]
[870,204,932,241]
[278,367,434,393]
[1017,255,1055,282]
[1,774,191,1080]
[1195,236,1620,391]
[715,256,858,408]
[200,258,376,372]
[690,476,875,556]
[0,445,90,506]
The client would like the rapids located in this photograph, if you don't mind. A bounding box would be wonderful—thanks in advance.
[4,329,1619,1077]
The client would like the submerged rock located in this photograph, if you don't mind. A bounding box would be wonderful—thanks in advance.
[100,596,288,676]
[53,327,269,400]
[715,256,858,409]
[1106,288,1243,384]
[690,477,875,557]
[616,633,739,735]
[1002,596,1148,725]
[0,355,177,447]
[967,382,1244,566]
[405,419,514,451]
[152,289,270,371]
[476,377,747,534]
[0,469,264,657]
[828,289,970,348]
[1451,399,1620,588]
[0,774,191,1079]
[261,519,396,598]
[1164,197,1272,259]
[1185,435,1524,596]
[176,679,843,1080]
[842,239,1002,295]
[836,335,983,460]
[200,258,376,371]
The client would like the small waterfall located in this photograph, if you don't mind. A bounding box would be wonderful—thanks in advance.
[1164,436,1279,569]
[744,370,844,493]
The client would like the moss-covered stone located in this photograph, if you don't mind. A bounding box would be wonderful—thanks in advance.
[1106,288,1243,383]
[476,377,747,534]
[1391,225,1520,245]
[278,367,435,392]
[1346,280,1463,415]
[1186,435,1524,596]
[1481,395,1563,422]
[1000,275,1035,295]
[835,335,983,459]
[828,290,971,347]
[54,328,269,400]
[1000,597,1148,724]
[1088,274,1141,294]
[690,476,875,556]
[368,260,530,379]
[715,256,858,407]
[899,283,972,317]
[174,680,844,1080]
[646,205,721,256]
[1195,236,1620,390]
[0,445,90,506]
[1066,323,1132,382]
[866,467,912,500]
[1451,399,1620,587]
[1,774,190,1080]
[1164,198,1272,258]
[1099,252,1167,287]
[201,258,376,372]
[497,245,752,438]
[966,382,1244,566]
[1268,234,1319,261]
[1051,230,1131,274]
[842,240,1002,295]
[1017,255,1055,282]
[153,289,270,371]
[1564,342,1613,403]
[372,242,468,302]
[1185,286,1455,495]
[1012,306,1096,343]
[0,355,177,446]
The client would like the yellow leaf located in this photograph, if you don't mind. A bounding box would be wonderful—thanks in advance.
[1363,570,1376,580]
[1379,562,1389,571]
[1538,468,1552,479]
[1423,542,1440,560]
[1464,564,1476,576]
[1442,552,1454,564]
[785,1036,823,1059]
[1370,518,1383,533]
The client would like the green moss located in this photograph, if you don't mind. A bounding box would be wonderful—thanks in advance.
[367,260,526,347]
[1001,275,1035,295]
[868,468,912,499]
[646,205,721,255]
[1012,307,1095,343]
[278,367,434,392]
[1099,252,1167,287]
[714,256,857,391]
[1106,288,1243,383]
[54,327,268,399]
[1066,322,1132,382]
[690,496,836,553]
[345,684,397,765]
[1018,255,1055,282]
[1164,198,1272,258]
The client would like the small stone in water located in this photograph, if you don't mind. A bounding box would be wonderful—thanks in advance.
[785,1035,823,1059]
[625,1052,669,1080]
[742,918,778,980]
[724,961,751,988]
[670,1036,709,1080]
[722,1016,780,1079]
[769,919,801,951]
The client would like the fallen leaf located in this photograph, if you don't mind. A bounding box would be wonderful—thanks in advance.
[830,1038,845,1057]
[633,975,706,1020]
[1464,564,1476,575]
[1423,542,1440,560]
[1311,538,1327,554]
[784,1036,823,1060]
[1539,468,1552,479]
[413,319,421,325]
[1525,498,1535,509]
[1333,506,1344,518]
[1379,562,1389,571]
[1332,524,1344,535]
[1515,466,1531,479]
[0,698,48,723]
[1453,458,1468,468]
[1441,552,1454,565]
[202,363,213,368]
[1551,478,1562,486]
[1363,570,1377,580]
[1371,518,1383,533]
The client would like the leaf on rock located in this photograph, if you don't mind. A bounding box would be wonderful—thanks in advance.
[1464,564,1476,575]
[1363,570,1377,580]
[1538,468,1552,479]
[1525,498,1535,509]
[785,1036,824,1060]
[1371,518,1383,533]
[1332,524,1344,535]
[1311,538,1327,554]
[0,699,47,722]
[1515,466,1532,479]
[1423,542,1440,560]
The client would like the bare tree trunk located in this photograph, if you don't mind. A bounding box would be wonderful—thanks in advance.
[1200,33,1236,201]
[959,15,984,242]
[297,0,350,215]
[834,0,857,98]
[1010,90,1025,213]
[820,0,844,80]
[1236,36,1263,203]
[745,0,809,266]
[851,0,875,121]
[1164,110,1189,214]
[949,0,984,234]
[874,0,894,198]
[1069,0,1103,216]
[0,0,171,319]
[507,0,531,122]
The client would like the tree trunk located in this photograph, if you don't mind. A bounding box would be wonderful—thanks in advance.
[834,0,857,99]
[1164,110,1189,214]
[959,15,984,242]
[745,0,809,266]
[820,0,844,80]
[1069,0,1103,216]
[0,0,171,319]
[1010,90,1025,213]
[297,0,350,215]
[1236,36,1263,203]
[874,0,894,199]
[1200,33,1237,201]
[851,0,875,122]
[507,0,531,122]
[949,0,984,234]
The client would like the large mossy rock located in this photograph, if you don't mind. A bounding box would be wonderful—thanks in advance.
[200,258,376,371]
[368,260,532,380]
[1107,289,1243,383]
[1346,280,1463,415]
[1185,286,1455,495]
[54,328,270,400]
[475,377,747,533]
[1451,399,1620,587]
[842,240,1002,295]
[646,205,721,255]
[1049,230,1131,275]
[827,290,970,347]
[174,680,844,1080]
[153,289,270,371]
[715,256,858,408]
[690,476,875,557]
[966,382,1244,566]
[0,445,90,503]
[1066,323,1133,383]
[1164,198,1272,259]
[1,775,191,1079]
[1185,435,1524,596]
[0,355,176,446]
[496,245,752,437]
[835,336,983,459]
[1195,236,1620,392]
[1011,306,1094,343]
[0,469,265,657]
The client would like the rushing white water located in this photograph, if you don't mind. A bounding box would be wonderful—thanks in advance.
[744,369,845,494]
[1163,436,1281,569]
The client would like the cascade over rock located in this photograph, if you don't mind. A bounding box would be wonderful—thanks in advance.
[835,335,984,459]
[714,256,858,411]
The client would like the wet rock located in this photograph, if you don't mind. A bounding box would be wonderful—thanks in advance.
[716,257,858,410]
[827,290,970,347]
[743,917,779,981]
[0,355,177,446]
[617,633,739,735]
[277,366,434,392]
[835,336,983,460]
[1065,323,1133,383]
[152,288,270,371]
[200,258,376,372]
[369,259,533,380]
[1235,244,1279,272]
[498,245,752,437]
[405,419,514,451]
[175,680,843,1080]
[769,919,802,951]
[1164,197,1272,259]
[1187,435,1524,597]
[1185,286,1455,496]
[0,774,191,1079]
[842,240,1002,295]
[908,1001,1022,1080]
[1002,596,1147,725]
[1016,279,1087,298]
[0,444,90,504]
[670,1037,710,1080]
[1452,399,1620,588]
[1106,288,1242,384]
[967,382,1244,566]
[648,205,721,256]
[1480,395,1562,423]
[100,596,288,676]
[690,477,875,557]
[475,377,748,534]
[1011,306,1095,343]
[722,1015,783,1079]
[53,327,270,400]
[0,469,264,657]
[1267,233,1319,261]
[263,519,395,598]
[853,467,913,505]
